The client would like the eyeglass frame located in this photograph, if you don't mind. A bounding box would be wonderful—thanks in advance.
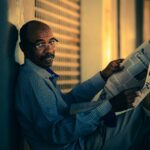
[24,37,59,50]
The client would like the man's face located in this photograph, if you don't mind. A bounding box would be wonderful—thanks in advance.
[26,26,57,69]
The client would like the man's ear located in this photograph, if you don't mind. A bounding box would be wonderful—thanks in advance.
[19,42,24,51]
[19,42,28,56]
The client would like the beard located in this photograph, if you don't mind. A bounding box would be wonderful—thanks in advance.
[41,53,55,61]
[34,53,55,69]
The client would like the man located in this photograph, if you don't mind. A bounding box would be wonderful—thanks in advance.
[15,20,150,150]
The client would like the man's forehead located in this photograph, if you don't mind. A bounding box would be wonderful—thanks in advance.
[28,22,50,31]
[27,24,53,41]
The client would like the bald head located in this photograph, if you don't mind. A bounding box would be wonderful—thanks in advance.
[19,20,56,68]
[20,20,51,44]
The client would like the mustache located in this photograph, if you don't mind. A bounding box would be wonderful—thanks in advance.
[41,53,55,60]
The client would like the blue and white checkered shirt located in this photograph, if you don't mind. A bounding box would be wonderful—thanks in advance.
[15,59,113,150]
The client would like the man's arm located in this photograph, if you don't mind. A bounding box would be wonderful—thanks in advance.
[62,72,105,105]
[24,75,112,145]
[16,71,138,146]
[63,59,124,105]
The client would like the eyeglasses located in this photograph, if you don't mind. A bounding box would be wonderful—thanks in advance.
[35,38,59,50]
[26,38,59,50]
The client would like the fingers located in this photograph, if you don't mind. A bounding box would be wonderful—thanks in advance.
[123,89,140,108]
[124,87,141,95]
[100,58,125,81]
[112,58,124,64]
[110,87,140,112]
[126,93,138,105]
[115,58,124,63]
[110,59,124,72]
[108,58,124,69]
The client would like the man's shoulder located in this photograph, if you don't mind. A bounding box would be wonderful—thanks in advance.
[20,63,38,75]
[18,63,42,84]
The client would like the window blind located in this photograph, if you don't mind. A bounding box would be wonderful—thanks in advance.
[35,0,81,92]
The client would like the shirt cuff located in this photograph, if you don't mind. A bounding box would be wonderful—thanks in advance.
[89,72,106,90]
[96,100,112,117]
[82,101,112,126]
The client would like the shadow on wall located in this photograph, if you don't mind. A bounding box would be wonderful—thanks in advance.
[7,23,23,150]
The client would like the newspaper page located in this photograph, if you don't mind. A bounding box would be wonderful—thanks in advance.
[132,64,150,107]
[70,41,150,115]
[100,41,150,101]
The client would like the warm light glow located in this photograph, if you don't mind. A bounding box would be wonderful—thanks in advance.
[143,0,150,41]
[101,0,119,68]
[103,35,112,67]
[102,0,115,68]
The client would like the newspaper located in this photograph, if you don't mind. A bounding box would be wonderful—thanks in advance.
[132,64,150,107]
[100,41,150,101]
[70,41,150,115]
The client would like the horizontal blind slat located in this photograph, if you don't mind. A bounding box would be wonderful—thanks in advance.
[61,0,80,10]
[36,18,80,34]
[37,0,80,18]
[35,7,80,26]
[35,0,80,92]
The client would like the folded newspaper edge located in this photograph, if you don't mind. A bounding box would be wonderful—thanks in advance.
[70,41,150,115]
[132,64,150,107]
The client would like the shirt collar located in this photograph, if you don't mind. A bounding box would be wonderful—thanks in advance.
[25,59,59,79]
[46,68,59,80]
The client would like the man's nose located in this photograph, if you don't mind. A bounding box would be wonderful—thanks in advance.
[45,44,55,53]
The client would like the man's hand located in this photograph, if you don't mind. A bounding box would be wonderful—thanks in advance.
[100,59,124,81]
[109,88,139,112]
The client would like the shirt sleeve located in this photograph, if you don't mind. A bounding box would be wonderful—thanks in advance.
[62,72,106,105]
[27,74,111,145]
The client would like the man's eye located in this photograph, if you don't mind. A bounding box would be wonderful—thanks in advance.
[49,40,55,45]
[36,43,45,47]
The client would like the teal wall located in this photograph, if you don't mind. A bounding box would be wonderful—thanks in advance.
[0,0,22,149]
[0,0,9,149]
